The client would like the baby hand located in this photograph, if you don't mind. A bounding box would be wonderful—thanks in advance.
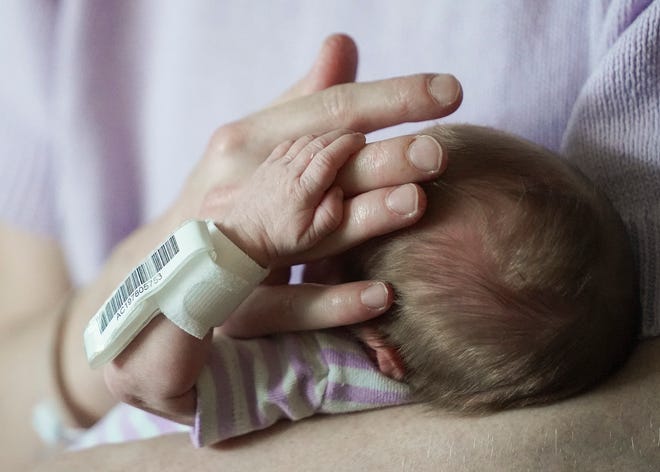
[219,129,366,267]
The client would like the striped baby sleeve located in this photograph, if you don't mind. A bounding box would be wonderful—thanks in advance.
[192,330,411,446]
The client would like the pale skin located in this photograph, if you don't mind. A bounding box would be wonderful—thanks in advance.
[48,242,660,466]
[104,127,422,423]
[37,339,660,471]
[220,129,370,267]
[102,117,658,450]
[6,34,659,470]
[0,34,458,470]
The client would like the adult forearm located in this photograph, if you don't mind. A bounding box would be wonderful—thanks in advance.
[0,211,184,470]
[34,337,660,471]
[0,303,60,471]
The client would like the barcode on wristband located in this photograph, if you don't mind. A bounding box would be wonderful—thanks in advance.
[97,235,180,334]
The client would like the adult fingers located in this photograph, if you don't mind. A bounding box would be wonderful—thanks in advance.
[286,183,426,264]
[104,315,211,425]
[273,34,359,105]
[337,134,446,197]
[219,281,393,338]
[229,73,462,157]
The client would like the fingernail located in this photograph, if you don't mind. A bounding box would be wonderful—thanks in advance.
[429,74,461,107]
[386,184,419,216]
[407,135,442,173]
[360,282,388,310]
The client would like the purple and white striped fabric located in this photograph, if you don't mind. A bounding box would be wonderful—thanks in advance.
[193,329,411,446]
[68,329,409,449]
[69,403,189,450]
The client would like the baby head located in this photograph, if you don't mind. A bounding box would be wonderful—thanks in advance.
[350,124,639,412]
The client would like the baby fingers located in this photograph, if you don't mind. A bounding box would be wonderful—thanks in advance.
[309,185,345,238]
[291,130,366,195]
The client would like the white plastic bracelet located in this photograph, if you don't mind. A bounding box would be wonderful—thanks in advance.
[84,220,269,368]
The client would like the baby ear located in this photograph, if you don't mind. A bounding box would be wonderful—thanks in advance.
[356,326,406,381]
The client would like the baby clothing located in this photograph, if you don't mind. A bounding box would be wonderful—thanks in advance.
[66,404,189,451]
[193,330,410,446]
[63,330,409,448]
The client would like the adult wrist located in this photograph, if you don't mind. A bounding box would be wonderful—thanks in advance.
[49,292,98,429]
[33,291,96,449]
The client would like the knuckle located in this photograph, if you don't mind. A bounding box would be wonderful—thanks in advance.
[297,134,316,146]
[307,138,327,154]
[318,207,342,234]
[294,177,313,202]
[273,139,296,160]
[279,291,295,324]
[208,122,248,157]
[104,366,140,405]
[387,80,415,120]
[321,85,353,124]
[284,138,298,149]
[322,290,345,319]
[311,148,333,168]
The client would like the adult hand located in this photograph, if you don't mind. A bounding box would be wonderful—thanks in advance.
[105,34,462,423]
[170,34,460,332]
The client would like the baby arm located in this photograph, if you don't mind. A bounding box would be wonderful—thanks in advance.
[104,129,366,424]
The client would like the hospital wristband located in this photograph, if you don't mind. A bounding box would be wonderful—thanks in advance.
[84,219,269,368]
